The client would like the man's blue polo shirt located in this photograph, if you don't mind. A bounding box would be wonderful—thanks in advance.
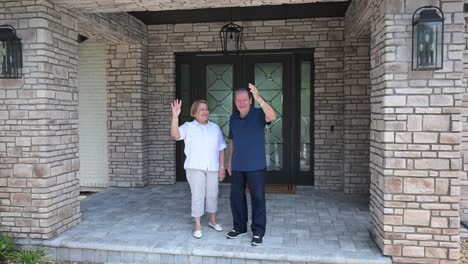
[229,107,266,171]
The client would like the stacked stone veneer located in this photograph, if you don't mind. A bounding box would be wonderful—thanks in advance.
[361,0,463,263]
[74,3,149,188]
[74,7,149,188]
[107,43,149,187]
[77,12,148,187]
[0,0,81,239]
[461,12,468,221]
[343,37,371,194]
[76,12,146,44]
[0,0,149,238]
[147,19,371,190]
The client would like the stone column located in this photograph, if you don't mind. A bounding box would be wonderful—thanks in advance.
[0,0,80,239]
[343,36,371,194]
[107,43,149,187]
[369,0,463,263]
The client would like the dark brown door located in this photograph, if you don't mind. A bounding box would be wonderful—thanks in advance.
[175,50,314,185]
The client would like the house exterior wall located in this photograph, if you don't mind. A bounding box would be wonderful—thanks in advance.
[107,43,149,187]
[0,0,81,239]
[73,6,149,189]
[343,37,371,194]
[360,0,463,263]
[461,12,468,221]
[147,18,371,191]
[4,3,465,264]
[75,6,149,189]
[76,12,147,45]
[0,0,149,238]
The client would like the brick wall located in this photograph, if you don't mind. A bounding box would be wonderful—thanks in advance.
[76,12,147,44]
[0,0,149,238]
[0,0,81,239]
[146,18,371,190]
[74,8,148,188]
[107,43,149,187]
[344,0,373,38]
[343,37,371,194]
[461,13,468,221]
[364,0,463,263]
[367,0,391,253]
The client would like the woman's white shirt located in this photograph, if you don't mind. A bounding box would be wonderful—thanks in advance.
[178,120,227,171]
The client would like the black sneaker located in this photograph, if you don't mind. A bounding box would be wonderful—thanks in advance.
[226,230,247,239]
[251,235,263,246]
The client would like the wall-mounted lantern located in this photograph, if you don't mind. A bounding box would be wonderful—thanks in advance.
[412,6,444,71]
[219,22,243,55]
[0,24,22,78]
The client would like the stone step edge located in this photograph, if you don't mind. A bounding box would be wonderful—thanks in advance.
[17,239,392,264]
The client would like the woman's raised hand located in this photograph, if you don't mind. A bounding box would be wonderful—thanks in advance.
[171,99,182,118]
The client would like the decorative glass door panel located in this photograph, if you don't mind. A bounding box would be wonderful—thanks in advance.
[300,61,311,171]
[254,63,283,171]
[205,64,233,164]
[246,54,291,185]
[294,54,314,185]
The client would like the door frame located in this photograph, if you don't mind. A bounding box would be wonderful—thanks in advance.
[175,49,315,185]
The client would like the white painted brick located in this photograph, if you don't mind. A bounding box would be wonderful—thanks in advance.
[78,40,109,189]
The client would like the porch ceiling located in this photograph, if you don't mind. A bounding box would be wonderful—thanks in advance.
[50,0,347,13]
[130,1,350,25]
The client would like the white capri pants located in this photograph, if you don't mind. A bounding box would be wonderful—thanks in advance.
[185,169,219,218]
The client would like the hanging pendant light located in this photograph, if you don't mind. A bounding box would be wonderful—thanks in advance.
[219,22,243,55]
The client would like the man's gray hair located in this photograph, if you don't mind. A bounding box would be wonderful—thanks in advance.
[233,88,251,100]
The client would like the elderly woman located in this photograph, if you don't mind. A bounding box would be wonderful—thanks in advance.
[170,99,226,239]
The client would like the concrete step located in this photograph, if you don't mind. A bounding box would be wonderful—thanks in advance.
[18,238,392,264]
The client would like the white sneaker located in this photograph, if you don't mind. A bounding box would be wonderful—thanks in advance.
[193,230,202,239]
[208,222,223,232]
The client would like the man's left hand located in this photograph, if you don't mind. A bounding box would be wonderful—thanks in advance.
[249,83,262,102]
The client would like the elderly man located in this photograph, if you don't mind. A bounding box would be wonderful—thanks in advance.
[226,83,276,246]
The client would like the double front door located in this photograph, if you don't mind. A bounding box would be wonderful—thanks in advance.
[176,50,314,185]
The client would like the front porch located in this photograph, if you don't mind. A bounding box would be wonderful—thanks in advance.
[18,184,390,264]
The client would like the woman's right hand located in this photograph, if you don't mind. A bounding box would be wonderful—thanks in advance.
[171,99,182,118]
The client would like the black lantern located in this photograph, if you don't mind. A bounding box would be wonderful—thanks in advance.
[219,22,243,55]
[0,25,22,78]
[412,6,444,71]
